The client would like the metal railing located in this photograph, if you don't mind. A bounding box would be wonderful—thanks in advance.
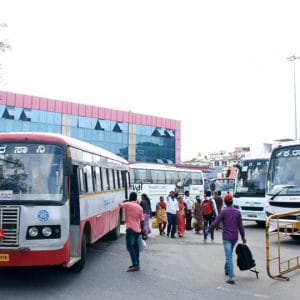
[266,210,300,280]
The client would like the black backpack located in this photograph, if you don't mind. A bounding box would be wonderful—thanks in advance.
[235,243,259,279]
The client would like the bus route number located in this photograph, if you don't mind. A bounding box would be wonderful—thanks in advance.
[133,184,142,192]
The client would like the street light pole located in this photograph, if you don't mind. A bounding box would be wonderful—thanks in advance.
[287,55,300,140]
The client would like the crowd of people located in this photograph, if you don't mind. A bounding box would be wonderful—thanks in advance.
[120,189,246,285]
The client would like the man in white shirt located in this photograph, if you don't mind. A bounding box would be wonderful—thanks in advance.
[166,191,179,238]
[184,190,193,230]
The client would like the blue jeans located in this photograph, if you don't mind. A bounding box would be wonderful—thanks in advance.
[203,214,214,240]
[223,239,237,280]
[167,213,177,237]
[126,228,140,267]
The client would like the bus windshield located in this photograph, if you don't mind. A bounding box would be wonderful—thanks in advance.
[267,145,300,195]
[211,179,235,193]
[236,159,268,196]
[0,143,64,202]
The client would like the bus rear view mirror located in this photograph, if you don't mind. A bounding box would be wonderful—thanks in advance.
[64,157,73,176]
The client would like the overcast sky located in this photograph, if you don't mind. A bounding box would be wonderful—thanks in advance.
[1,0,300,161]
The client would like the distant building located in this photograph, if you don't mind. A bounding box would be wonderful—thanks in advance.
[0,91,181,164]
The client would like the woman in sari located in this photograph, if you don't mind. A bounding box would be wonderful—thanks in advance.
[140,193,152,237]
[177,195,186,237]
[156,195,167,235]
[194,196,203,234]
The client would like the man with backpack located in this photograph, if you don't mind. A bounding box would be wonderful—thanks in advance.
[202,190,218,243]
[208,193,246,285]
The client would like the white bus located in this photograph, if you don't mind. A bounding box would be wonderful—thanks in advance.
[129,163,204,213]
[265,141,300,227]
[233,156,269,225]
[0,132,130,271]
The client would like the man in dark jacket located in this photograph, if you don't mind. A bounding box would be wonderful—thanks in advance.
[208,193,246,285]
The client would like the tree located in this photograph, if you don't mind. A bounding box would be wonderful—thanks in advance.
[0,22,11,83]
[0,23,11,52]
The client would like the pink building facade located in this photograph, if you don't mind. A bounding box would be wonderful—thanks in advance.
[0,91,181,164]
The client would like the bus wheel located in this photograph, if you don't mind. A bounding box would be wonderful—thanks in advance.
[106,217,121,240]
[71,233,87,272]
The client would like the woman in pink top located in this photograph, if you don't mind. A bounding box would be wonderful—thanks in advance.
[120,192,145,272]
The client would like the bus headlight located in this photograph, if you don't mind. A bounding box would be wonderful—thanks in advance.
[26,225,61,239]
[42,227,52,237]
[28,227,39,237]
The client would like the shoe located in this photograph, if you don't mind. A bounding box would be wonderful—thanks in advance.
[226,280,235,285]
[203,239,207,244]
[127,266,140,272]
[167,233,170,237]
[211,239,215,243]
[171,236,176,239]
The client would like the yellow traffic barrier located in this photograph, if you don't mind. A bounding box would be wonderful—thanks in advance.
[266,210,300,280]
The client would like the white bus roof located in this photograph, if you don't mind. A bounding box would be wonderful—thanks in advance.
[129,163,203,173]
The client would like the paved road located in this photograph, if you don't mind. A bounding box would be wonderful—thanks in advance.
[0,222,299,300]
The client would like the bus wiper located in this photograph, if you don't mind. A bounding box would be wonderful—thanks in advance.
[270,185,296,200]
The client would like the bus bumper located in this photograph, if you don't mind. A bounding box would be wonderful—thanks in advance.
[0,242,69,267]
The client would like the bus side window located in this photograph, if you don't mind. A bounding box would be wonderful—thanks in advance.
[106,168,111,190]
[116,170,121,189]
[78,167,85,194]
[92,166,102,192]
[84,165,93,193]
[101,168,108,191]
[112,169,116,190]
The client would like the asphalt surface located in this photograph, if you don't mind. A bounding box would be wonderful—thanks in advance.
[0,221,300,300]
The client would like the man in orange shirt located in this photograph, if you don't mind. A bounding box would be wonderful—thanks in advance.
[120,192,145,272]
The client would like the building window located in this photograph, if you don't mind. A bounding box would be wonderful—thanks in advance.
[19,109,32,122]
[95,119,105,131]
[2,106,15,120]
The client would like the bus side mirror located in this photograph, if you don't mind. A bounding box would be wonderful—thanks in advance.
[64,157,73,176]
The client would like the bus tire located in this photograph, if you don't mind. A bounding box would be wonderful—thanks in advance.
[71,233,87,272]
[107,217,121,240]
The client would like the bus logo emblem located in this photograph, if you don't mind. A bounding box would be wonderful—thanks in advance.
[38,210,49,222]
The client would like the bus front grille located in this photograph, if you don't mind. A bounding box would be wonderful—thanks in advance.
[0,206,20,247]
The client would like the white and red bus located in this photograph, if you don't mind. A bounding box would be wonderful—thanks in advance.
[0,132,130,271]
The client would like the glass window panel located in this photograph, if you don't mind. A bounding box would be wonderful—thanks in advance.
[31,110,39,123]
[47,112,55,124]
[0,104,5,117]
[151,170,166,184]
[38,111,47,123]
[84,165,93,193]
[54,113,62,125]
[72,115,78,127]
[101,168,108,191]
[165,171,179,184]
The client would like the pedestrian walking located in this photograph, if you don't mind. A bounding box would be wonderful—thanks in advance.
[183,190,193,230]
[177,195,186,237]
[156,195,167,235]
[119,192,145,272]
[193,196,203,234]
[213,190,224,229]
[140,193,152,237]
[208,193,246,284]
[166,191,179,238]
[202,190,218,243]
